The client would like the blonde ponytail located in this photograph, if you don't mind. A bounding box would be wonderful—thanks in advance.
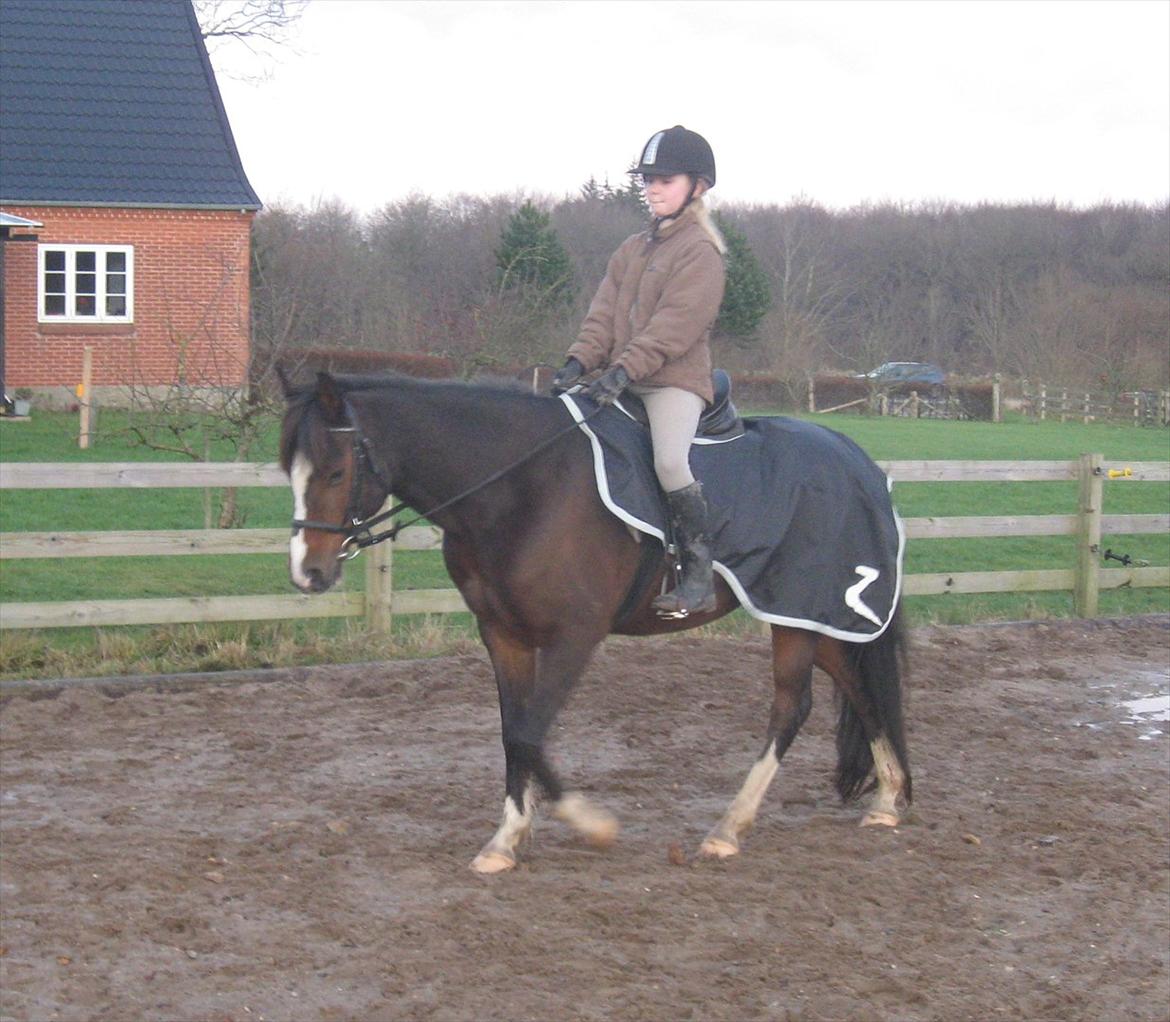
[691,198,727,255]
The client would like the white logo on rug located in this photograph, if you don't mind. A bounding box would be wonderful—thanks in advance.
[845,566,882,627]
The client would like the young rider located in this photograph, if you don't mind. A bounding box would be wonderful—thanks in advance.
[552,125,727,617]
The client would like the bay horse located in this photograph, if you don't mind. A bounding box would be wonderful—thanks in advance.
[280,371,911,874]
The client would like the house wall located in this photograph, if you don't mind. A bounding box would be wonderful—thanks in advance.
[3,205,253,403]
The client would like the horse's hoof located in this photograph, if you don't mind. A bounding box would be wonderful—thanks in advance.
[555,793,619,848]
[470,850,516,874]
[584,814,619,849]
[860,810,899,828]
[699,835,739,859]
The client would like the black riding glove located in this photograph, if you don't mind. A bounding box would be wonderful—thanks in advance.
[584,365,630,406]
[551,357,585,391]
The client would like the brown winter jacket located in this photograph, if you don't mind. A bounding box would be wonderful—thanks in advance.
[567,202,726,405]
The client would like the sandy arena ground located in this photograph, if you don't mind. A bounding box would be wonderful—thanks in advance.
[2,615,1168,1021]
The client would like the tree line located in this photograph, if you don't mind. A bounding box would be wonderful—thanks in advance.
[251,189,1169,405]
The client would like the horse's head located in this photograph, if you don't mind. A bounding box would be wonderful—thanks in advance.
[280,371,391,593]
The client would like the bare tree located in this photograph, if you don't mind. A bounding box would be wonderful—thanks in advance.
[237,192,1167,406]
[194,0,307,77]
[966,267,1018,375]
[762,204,852,386]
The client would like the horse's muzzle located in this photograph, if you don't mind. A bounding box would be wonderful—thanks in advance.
[297,565,337,594]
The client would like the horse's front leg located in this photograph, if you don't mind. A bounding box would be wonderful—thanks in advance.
[700,626,815,859]
[473,622,616,873]
[471,624,540,874]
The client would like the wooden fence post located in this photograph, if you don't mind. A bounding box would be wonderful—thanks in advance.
[1073,453,1104,618]
[364,497,395,634]
[1039,384,1047,420]
[1082,392,1091,425]
[807,376,815,413]
[202,436,213,529]
[992,374,1002,423]
[78,347,93,449]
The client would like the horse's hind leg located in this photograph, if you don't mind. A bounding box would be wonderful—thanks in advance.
[700,626,815,859]
[858,736,906,827]
[817,631,911,828]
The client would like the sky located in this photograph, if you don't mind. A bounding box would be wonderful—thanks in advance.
[210,0,1170,214]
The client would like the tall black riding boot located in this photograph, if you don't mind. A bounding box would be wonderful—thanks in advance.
[652,481,717,619]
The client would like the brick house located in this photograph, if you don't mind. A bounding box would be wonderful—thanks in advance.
[0,0,261,411]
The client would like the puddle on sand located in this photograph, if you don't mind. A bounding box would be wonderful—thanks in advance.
[1122,694,1170,723]
[1122,668,1169,739]
[1080,668,1169,739]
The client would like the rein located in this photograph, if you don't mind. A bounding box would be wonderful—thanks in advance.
[292,395,600,560]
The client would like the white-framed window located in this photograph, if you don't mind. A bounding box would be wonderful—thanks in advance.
[38,244,134,323]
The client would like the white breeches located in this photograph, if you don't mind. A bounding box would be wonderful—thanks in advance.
[631,385,705,493]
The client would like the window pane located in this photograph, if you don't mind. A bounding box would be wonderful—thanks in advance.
[106,251,126,272]
[76,295,96,316]
[45,250,66,271]
[106,295,127,316]
[76,251,96,272]
[106,273,126,294]
[75,272,96,294]
[45,295,66,315]
[45,272,66,293]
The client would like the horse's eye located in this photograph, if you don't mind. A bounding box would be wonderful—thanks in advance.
[327,469,345,486]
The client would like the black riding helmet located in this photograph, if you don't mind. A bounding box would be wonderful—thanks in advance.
[632,125,716,188]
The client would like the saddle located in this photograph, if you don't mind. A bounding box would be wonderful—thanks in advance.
[616,369,744,439]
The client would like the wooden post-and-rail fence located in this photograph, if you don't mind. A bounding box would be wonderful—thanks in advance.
[1022,384,1170,427]
[0,457,1167,631]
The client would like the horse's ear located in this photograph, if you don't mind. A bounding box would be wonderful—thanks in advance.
[315,371,346,424]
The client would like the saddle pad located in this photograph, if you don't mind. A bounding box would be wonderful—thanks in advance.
[561,392,905,642]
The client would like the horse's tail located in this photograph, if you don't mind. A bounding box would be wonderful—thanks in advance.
[834,606,912,804]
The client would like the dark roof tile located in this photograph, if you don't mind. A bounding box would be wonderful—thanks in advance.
[0,0,261,208]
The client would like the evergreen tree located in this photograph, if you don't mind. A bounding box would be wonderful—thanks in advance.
[579,176,602,201]
[610,164,649,215]
[495,201,576,306]
[713,211,772,342]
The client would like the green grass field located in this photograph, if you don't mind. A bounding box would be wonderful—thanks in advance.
[1,408,1166,679]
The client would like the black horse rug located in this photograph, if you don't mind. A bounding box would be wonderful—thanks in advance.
[561,392,905,642]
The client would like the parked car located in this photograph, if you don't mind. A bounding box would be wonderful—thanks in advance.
[856,362,946,387]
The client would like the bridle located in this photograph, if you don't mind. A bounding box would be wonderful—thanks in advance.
[288,399,399,559]
[290,394,600,561]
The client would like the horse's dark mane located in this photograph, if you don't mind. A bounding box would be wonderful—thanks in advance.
[334,372,544,403]
[279,372,556,473]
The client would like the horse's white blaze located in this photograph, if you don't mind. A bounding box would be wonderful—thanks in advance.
[289,451,313,589]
